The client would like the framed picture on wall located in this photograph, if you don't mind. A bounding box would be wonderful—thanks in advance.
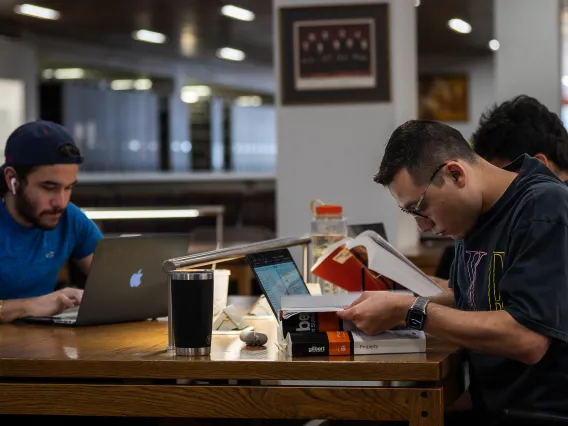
[418,74,469,121]
[279,3,390,105]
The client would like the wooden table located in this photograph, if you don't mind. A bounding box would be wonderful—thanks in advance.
[0,317,463,424]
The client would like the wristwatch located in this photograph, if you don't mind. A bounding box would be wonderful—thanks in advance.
[406,297,429,330]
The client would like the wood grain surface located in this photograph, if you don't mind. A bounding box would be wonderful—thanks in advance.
[0,316,460,382]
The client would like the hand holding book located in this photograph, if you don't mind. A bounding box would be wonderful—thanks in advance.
[279,292,426,356]
[337,291,416,336]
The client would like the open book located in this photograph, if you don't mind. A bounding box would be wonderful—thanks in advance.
[311,230,444,297]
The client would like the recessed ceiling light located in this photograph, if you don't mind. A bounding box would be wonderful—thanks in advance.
[216,47,245,61]
[111,79,153,91]
[181,91,200,104]
[221,5,255,21]
[488,39,500,51]
[111,80,134,90]
[133,79,152,90]
[53,68,85,79]
[183,85,212,97]
[133,29,167,44]
[14,3,60,20]
[235,96,262,107]
[448,18,472,34]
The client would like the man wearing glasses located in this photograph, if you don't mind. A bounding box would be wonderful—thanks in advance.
[433,94,568,285]
[338,119,568,423]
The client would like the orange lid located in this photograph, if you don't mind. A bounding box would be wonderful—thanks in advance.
[315,205,343,215]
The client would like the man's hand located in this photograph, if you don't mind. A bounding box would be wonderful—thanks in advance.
[336,291,415,335]
[2,288,84,323]
[26,288,83,317]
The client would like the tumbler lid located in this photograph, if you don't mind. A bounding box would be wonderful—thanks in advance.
[169,269,214,281]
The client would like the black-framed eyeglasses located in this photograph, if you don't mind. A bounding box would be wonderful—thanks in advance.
[400,162,448,219]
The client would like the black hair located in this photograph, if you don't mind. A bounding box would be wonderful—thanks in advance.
[374,120,477,186]
[0,143,81,196]
[472,95,568,170]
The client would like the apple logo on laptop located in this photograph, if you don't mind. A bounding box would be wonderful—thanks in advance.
[130,269,143,287]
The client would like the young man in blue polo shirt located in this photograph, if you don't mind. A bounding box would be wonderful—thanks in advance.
[0,120,102,323]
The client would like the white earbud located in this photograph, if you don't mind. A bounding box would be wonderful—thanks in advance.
[10,178,16,195]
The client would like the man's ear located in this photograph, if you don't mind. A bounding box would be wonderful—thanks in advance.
[446,162,467,188]
[3,166,15,189]
[534,153,551,168]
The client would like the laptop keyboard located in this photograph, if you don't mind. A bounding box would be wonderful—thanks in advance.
[53,306,79,319]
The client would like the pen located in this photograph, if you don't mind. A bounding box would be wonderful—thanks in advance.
[361,267,365,292]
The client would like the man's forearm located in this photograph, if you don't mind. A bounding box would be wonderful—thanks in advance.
[423,303,548,364]
[1,299,32,323]
[427,291,455,307]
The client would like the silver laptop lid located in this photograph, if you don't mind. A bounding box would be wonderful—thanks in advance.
[76,234,190,325]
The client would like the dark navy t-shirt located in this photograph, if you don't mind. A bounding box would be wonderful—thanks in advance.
[0,200,102,299]
[451,154,568,414]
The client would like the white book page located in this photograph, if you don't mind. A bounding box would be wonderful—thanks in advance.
[348,230,426,275]
[279,293,362,319]
[346,232,444,297]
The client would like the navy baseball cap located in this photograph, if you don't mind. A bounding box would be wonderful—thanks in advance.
[1,120,83,169]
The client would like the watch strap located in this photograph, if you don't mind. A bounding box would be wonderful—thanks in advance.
[411,296,429,314]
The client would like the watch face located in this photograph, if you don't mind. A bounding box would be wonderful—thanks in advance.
[407,310,424,330]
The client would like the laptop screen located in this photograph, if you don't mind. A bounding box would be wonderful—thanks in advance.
[348,222,388,240]
[245,249,310,315]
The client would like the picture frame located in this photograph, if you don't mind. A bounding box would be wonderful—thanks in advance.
[279,3,390,105]
[418,74,469,122]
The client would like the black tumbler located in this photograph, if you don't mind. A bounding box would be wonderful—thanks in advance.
[169,270,214,356]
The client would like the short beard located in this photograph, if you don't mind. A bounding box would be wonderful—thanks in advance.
[14,188,63,231]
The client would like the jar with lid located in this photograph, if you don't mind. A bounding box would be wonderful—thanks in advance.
[310,200,348,294]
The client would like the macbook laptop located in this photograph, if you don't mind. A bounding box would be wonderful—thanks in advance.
[245,248,311,317]
[23,233,190,326]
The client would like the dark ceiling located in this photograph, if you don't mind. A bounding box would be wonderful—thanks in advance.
[417,0,494,56]
[0,0,494,68]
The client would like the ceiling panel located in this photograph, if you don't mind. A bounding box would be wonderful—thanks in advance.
[0,0,494,67]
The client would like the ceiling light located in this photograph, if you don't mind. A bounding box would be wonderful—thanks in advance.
[133,29,167,44]
[14,3,60,20]
[180,25,197,57]
[42,69,54,79]
[448,18,472,34]
[181,91,199,104]
[236,96,262,107]
[562,76,568,87]
[83,209,200,220]
[183,85,211,97]
[488,39,500,51]
[111,79,153,91]
[111,80,134,90]
[133,79,152,90]
[221,5,255,21]
[216,47,245,61]
[414,0,421,6]
[53,68,85,79]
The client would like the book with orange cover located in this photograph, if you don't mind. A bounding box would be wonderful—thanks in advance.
[283,329,426,357]
[310,230,444,297]
[280,311,357,335]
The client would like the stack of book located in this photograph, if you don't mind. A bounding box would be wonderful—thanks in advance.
[277,293,427,357]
